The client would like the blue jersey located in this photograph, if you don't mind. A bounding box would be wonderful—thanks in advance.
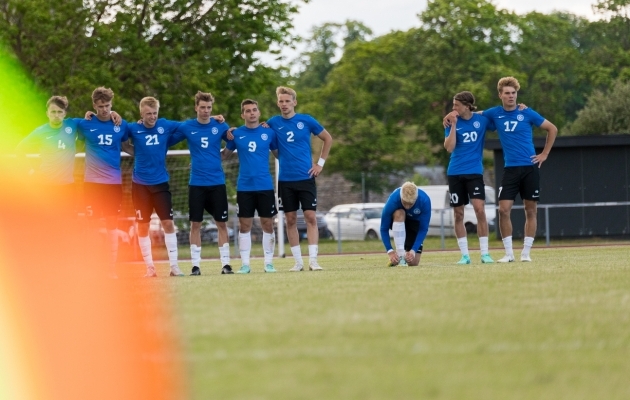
[225,125,278,191]
[170,118,230,186]
[76,118,129,184]
[127,118,180,185]
[445,114,494,175]
[380,187,432,253]
[483,107,545,167]
[266,113,324,181]
[16,119,79,184]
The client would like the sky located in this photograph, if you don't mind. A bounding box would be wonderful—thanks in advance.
[269,0,603,66]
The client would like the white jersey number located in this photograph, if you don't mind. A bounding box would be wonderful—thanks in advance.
[57,140,66,149]
[145,134,159,145]
[201,137,208,148]
[450,192,459,204]
[462,131,478,143]
[98,134,112,145]
[248,141,257,152]
[503,121,518,132]
[286,131,295,142]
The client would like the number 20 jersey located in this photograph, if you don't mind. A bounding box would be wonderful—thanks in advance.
[444,114,494,176]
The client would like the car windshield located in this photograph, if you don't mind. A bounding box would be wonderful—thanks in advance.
[363,208,383,219]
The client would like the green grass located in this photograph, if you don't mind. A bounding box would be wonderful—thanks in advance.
[133,245,630,399]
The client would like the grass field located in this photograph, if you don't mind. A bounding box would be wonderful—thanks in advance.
[129,245,630,399]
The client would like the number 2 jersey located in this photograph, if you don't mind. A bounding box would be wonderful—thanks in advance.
[482,107,545,167]
[266,113,324,182]
[444,114,494,176]
[76,118,129,184]
[126,118,181,185]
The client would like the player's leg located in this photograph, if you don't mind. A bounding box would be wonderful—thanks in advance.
[520,166,540,262]
[297,179,321,271]
[102,184,123,278]
[152,183,182,276]
[257,190,278,273]
[467,175,493,263]
[497,168,520,262]
[207,184,232,274]
[279,181,304,271]
[132,182,157,277]
[188,185,205,275]
[236,191,254,274]
[403,218,421,266]
[390,209,407,266]
[449,175,470,264]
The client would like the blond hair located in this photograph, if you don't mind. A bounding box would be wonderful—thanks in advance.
[92,87,114,103]
[195,91,214,105]
[401,181,418,205]
[497,76,520,94]
[139,96,160,110]
[276,86,297,101]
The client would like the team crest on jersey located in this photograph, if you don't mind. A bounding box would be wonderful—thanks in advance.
[517,114,524,121]
[157,127,165,134]
[413,208,420,214]
[65,127,73,134]
[113,126,121,133]
[212,127,219,135]
[297,122,304,129]
[261,134,268,141]
[473,121,480,129]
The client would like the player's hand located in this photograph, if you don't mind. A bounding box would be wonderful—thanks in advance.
[308,164,323,178]
[388,251,400,265]
[443,111,459,128]
[531,153,548,168]
[518,103,528,111]
[260,121,270,128]
[137,119,143,124]
[211,114,225,123]
[226,127,235,140]
[84,111,94,120]
[405,250,416,263]
[111,111,122,126]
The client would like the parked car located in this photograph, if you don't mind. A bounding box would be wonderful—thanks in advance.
[418,185,496,236]
[324,203,387,240]
[151,213,234,245]
[274,209,332,241]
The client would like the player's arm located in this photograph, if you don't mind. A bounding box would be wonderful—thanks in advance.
[442,110,459,128]
[211,115,225,123]
[309,129,333,178]
[531,119,558,168]
[121,138,134,156]
[271,149,279,159]
[221,147,234,161]
[444,118,457,153]
[380,201,395,254]
[14,130,41,173]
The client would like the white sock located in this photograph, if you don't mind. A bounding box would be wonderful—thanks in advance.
[502,236,514,257]
[522,236,534,256]
[239,231,251,266]
[479,236,489,255]
[190,244,201,267]
[164,232,178,268]
[138,236,154,267]
[107,229,119,268]
[457,237,469,256]
[263,231,275,265]
[291,245,304,266]
[219,243,230,266]
[392,221,406,258]
[308,244,318,263]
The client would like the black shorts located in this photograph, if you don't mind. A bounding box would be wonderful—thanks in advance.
[189,184,229,222]
[448,174,486,207]
[132,181,173,222]
[43,183,77,217]
[499,166,540,202]
[278,178,317,213]
[237,190,278,218]
[389,218,424,253]
[84,182,122,218]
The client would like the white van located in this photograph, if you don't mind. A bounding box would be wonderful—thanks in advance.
[418,185,496,236]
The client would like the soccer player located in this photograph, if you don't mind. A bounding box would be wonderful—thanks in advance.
[380,182,431,267]
[222,99,279,274]
[266,86,333,271]
[77,87,131,278]
[126,96,184,277]
[169,91,234,275]
[15,96,79,216]
[444,91,495,264]
[483,77,557,262]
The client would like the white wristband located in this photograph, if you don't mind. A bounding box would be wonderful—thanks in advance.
[387,249,394,254]
[317,158,325,167]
